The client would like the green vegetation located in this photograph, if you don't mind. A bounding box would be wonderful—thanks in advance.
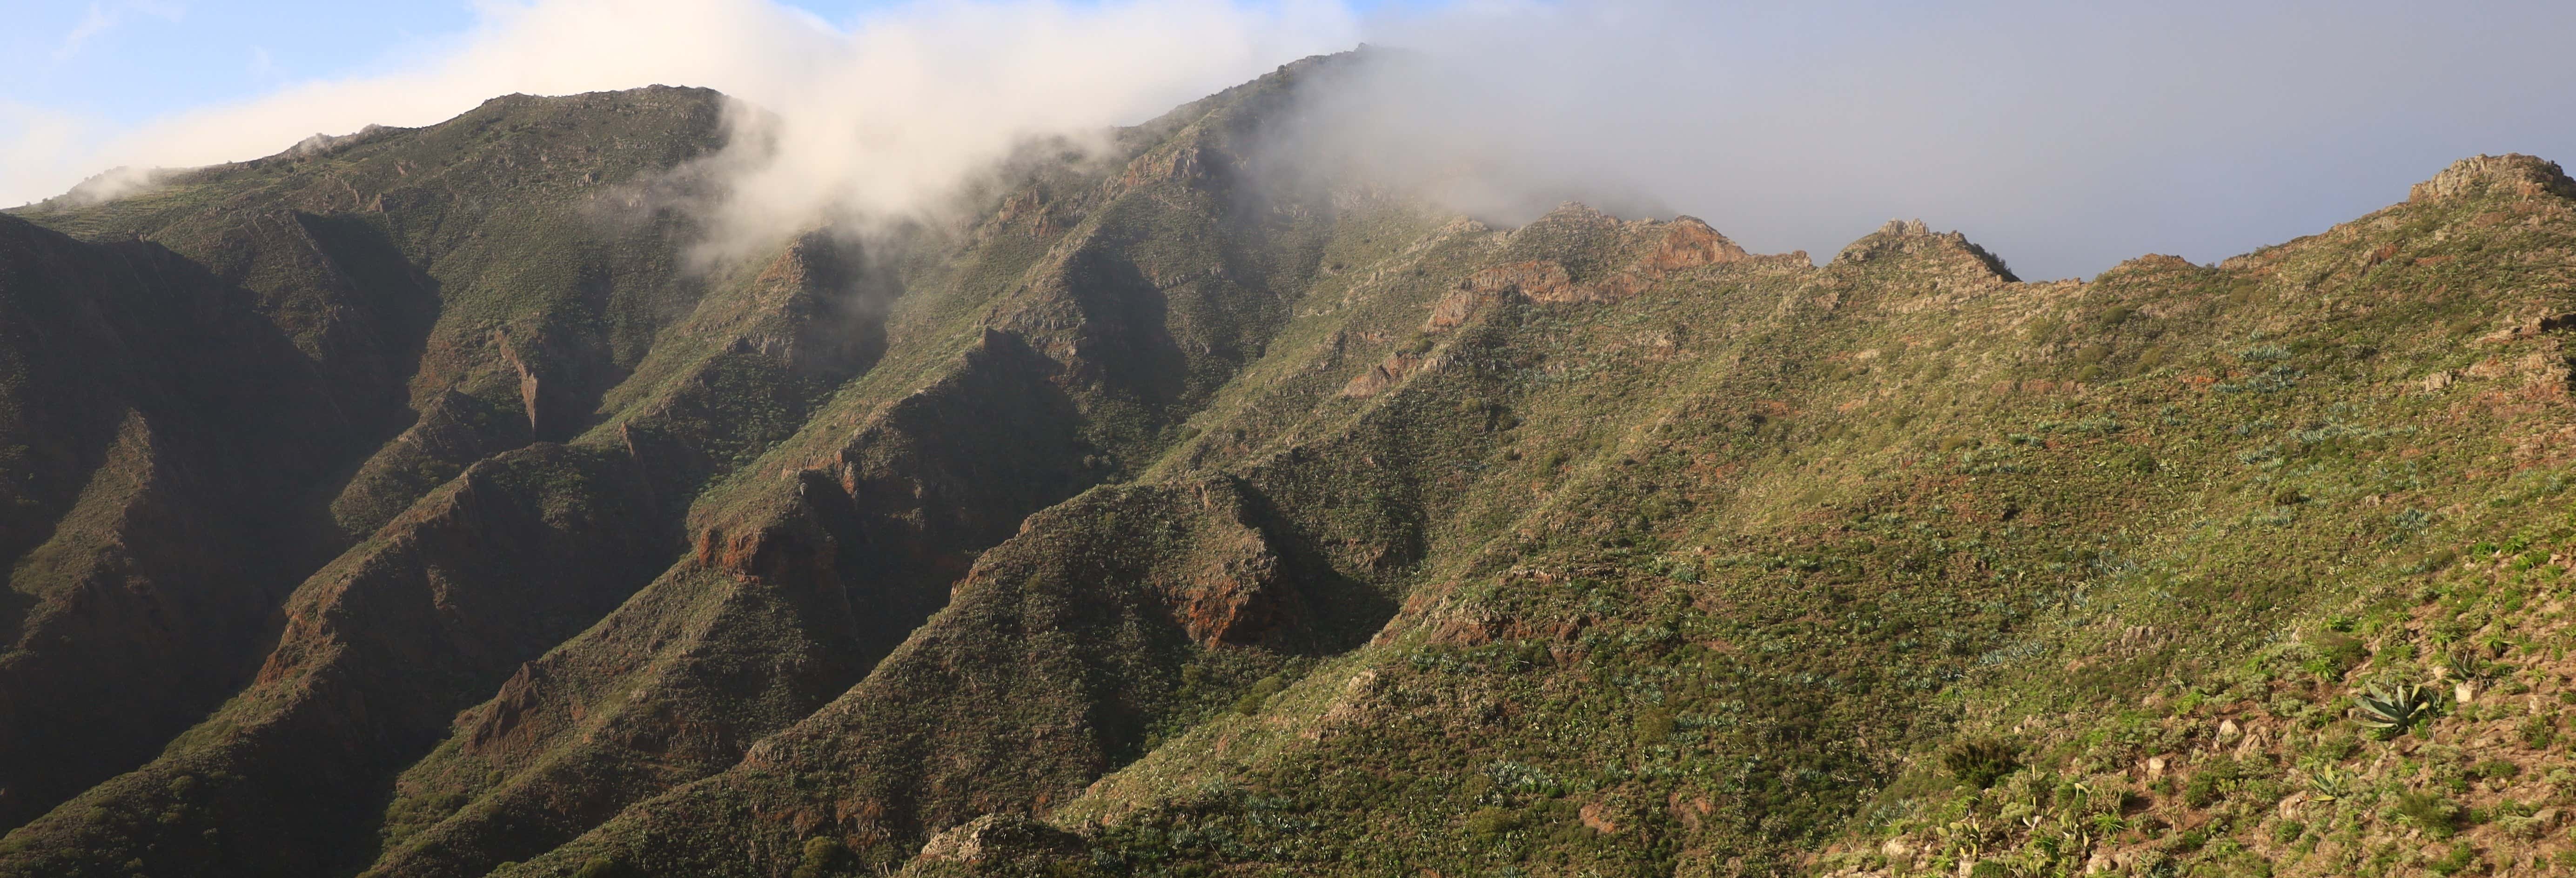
[2354,682,2441,733]
[5,56,2576,878]
[1943,738,2025,790]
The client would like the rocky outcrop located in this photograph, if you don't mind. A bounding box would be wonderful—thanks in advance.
[14,45,2576,878]
[1341,351,1425,397]
[1422,214,1760,332]
[904,814,1088,875]
[1830,218,2020,286]
[2409,153,2576,203]
[1644,216,1753,271]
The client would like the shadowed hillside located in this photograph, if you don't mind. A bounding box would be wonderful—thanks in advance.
[6,52,2576,878]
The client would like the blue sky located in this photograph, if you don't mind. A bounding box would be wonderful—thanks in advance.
[2,1,1419,127]
[10,2,472,127]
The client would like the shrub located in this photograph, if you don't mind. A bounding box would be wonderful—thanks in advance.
[1940,737,2022,790]
[2469,758,2521,781]
[2395,791,2462,838]
[2271,820,2306,844]
[2428,844,2479,876]
[791,837,845,878]
[1633,706,1674,744]
[2183,758,2243,808]
[2521,714,2560,749]
[2130,346,2167,375]
[2312,733,2361,763]
[2493,809,2551,839]
[1233,675,1286,716]
[1463,807,1521,840]
[2307,632,2368,677]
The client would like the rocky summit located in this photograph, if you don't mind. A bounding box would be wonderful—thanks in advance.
[7,53,2576,878]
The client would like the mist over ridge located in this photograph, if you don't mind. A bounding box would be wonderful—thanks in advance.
[9,6,2576,875]
[11,0,2576,278]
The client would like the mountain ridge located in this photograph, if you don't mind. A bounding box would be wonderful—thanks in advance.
[4,55,2576,878]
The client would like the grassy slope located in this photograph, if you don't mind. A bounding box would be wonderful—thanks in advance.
[7,57,2576,878]
[0,87,883,878]
[877,157,2576,878]
[0,214,371,832]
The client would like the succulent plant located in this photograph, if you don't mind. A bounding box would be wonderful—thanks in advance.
[2440,642,2502,682]
[2352,681,2440,731]
[2305,766,2356,802]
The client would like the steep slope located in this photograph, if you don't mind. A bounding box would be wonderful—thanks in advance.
[938,155,2576,878]
[0,50,1387,878]
[7,52,2576,878]
[0,87,737,840]
[0,214,379,832]
[0,87,802,876]
[378,55,1395,878]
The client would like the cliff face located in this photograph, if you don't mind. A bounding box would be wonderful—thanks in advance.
[4,55,2576,878]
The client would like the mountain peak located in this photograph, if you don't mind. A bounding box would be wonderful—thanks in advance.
[280,124,399,161]
[1878,218,1933,237]
[2409,153,2576,203]
[1830,218,2018,283]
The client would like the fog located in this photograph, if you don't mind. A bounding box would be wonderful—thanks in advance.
[9,0,2576,279]
[1330,0,2576,278]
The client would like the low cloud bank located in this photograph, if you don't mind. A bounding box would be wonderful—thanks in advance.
[10,0,2576,278]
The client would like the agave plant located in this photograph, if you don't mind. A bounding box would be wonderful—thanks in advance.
[2441,642,2501,683]
[2305,765,2356,802]
[2352,681,2440,731]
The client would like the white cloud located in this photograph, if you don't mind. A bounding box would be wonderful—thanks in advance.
[9,0,2576,277]
[0,101,108,208]
[1299,0,2576,278]
[6,0,1357,243]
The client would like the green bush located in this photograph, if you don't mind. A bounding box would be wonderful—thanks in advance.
[1233,675,1287,716]
[790,837,845,878]
[1940,737,2022,790]
[1633,706,1674,744]
[2469,758,2521,781]
[2429,844,2479,876]
[2307,632,2368,677]
[2183,758,2243,808]
[2521,714,2559,749]
[1463,807,1521,841]
[2395,791,2462,838]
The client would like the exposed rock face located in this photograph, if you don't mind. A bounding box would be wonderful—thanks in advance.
[7,51,2576,878]
[2409,153,2576,203]
[1831,218,2020,285]
[1467,260,1582,303]
[1644,215,1752,271]
[2106,253,2200,274]
[1420,214,1766,336]
[909,813,1085,870]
